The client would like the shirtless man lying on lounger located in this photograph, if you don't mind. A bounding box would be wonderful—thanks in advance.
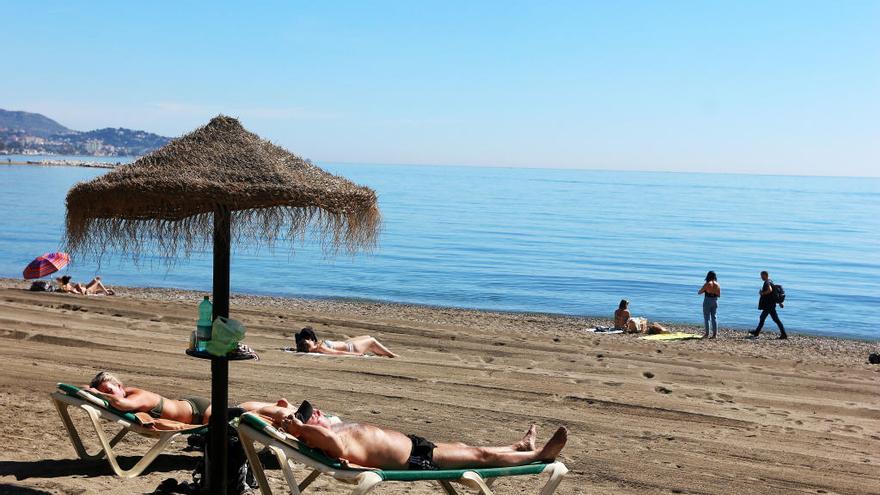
[86,371,280,425]
[251,400,568,470]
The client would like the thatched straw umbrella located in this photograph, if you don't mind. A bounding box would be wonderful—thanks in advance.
[64,115,380,492]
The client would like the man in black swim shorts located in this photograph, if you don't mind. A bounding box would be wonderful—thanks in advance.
[406,434,438,470]
[265,400,569,470]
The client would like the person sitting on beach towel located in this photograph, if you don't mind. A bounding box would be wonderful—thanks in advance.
[86,371,281,425]
[256,399,568,470]
[294,327,398,358]
[56,275,115,295]
[614,300,668,334]
[614,299,632,330]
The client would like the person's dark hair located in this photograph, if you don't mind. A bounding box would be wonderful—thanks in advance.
[705,271,717,282]
[760,270,769,277]
[295,327,318,353]
[59,275,72,284]
[618,299,629,310]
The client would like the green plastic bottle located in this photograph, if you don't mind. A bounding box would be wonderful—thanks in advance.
[196,296,213,351]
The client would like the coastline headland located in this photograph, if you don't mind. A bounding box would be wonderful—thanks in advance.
[1,158,119,169]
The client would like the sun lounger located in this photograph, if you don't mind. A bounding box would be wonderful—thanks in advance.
[50,383,206,478]
[236,413,568,495]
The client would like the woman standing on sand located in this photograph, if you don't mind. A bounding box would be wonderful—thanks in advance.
[698,271,720,339]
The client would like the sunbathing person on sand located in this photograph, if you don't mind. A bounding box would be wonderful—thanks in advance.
[294,326,398,357]
[614,299,668,334]
[56,275,115,295]
[86,371,279,425]
[253,399,568,470]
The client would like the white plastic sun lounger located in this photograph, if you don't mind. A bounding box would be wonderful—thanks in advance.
[50,383,206,478]
[236,413,568,495]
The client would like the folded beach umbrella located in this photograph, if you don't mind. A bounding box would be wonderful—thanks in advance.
[23,252,70,279]
[63,115,380,492]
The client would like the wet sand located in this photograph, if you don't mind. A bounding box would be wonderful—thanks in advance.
[0,279,877,494]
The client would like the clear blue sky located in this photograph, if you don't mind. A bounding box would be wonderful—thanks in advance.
[3,1,878,176]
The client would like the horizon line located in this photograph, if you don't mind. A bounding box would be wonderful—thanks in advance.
[319,159,880,180]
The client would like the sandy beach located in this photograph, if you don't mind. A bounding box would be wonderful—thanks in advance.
[0,278,877,494]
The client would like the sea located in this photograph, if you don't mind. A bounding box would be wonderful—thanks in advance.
[1,156,879,340]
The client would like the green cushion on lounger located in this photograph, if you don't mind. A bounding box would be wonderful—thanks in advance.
[57,383,143,425]
[239,413,553,481]
[376,462,550,481]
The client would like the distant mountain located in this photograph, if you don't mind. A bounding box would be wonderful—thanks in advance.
[0,109,72,137]
[0,108,171,156]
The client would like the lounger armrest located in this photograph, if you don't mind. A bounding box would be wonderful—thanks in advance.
[240,413,349,469]
[241,413,287,442]
[78,390,107,407]
[57,383,143,425]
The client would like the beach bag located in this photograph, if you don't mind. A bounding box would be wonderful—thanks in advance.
[194,426,256,494]
[29,280,54,292]
[772,283,786,304]
[207,317,246,356]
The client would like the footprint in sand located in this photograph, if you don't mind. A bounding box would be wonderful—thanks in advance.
[643,371,655,379]
[655,386,672,394]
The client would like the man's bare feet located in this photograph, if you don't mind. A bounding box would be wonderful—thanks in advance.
[513,424,537,451]
[538,426,568,461]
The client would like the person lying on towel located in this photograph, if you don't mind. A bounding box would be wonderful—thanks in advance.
[294,327,398,358]
[254,400,568,470]
[86,371,282,425]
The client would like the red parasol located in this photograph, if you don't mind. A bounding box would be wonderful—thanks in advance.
[23,252,70,280]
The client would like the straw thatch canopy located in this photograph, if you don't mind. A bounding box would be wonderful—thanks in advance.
[65,115,380,260]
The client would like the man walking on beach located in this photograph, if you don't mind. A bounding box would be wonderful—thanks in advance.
[749,271,787,339]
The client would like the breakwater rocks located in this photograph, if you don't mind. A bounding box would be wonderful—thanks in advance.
[2,158,121,168]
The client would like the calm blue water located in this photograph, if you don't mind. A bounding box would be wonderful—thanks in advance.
[1,161,879,339]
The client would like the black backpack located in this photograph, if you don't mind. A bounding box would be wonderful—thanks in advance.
[192,427,257,494]
[29,280,54,292]
[772,283,786,304]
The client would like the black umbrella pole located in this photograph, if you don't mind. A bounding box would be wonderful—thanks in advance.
[209,206,231,494]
